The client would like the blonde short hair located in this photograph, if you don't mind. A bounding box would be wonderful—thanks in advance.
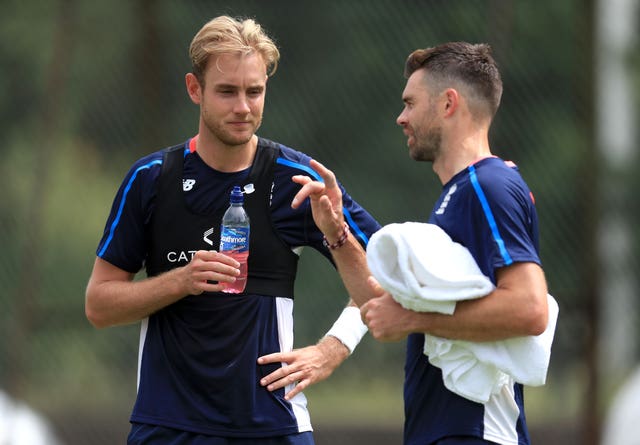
[189,15,280,85]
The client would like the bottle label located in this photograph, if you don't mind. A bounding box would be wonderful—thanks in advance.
[219,227,250,253]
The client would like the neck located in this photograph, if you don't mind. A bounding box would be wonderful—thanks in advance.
[194,133,258,173]
[433,129,491,184]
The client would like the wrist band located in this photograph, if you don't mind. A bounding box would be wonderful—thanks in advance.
[324,306,368,354]
[323,222,350,250]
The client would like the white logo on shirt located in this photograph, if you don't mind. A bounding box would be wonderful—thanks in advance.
[203,227,214,246]
[183,179,196,191]
[435,183,457,215]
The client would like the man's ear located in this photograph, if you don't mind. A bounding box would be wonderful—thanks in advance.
[185,72,202,105]
[443,88,459,117]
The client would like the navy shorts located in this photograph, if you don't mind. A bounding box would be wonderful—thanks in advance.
[127,423,315,445]
[434,437,499,445]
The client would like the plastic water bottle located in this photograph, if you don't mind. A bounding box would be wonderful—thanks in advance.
[219,186,250,293]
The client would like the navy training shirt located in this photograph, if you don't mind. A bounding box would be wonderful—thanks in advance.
[96,136,381,438]
[403,157,540,445]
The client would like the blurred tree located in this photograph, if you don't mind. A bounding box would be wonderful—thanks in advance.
[5,0,77,399]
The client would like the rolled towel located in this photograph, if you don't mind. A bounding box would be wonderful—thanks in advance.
[366,222,559,403]
[366,222,494,314]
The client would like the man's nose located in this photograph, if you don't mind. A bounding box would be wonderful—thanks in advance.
[234,95,251,114]
[396,110,406,126]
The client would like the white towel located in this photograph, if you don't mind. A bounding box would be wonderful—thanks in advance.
[366,222,494,315]
[366,222,559,404]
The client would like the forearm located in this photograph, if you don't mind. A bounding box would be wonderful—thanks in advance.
[85,267,188,328]
[320,218,378,307]
[407,287,548,342]
[86,252,241,328]
[362,260,550,343]
[328,235,376,307]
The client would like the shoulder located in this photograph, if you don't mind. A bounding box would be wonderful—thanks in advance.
[470,157,531,199]
[122,143,192,188]
[472,157,521,181]
[260,138,320,180]
[464,158,537,229]
[125,150,165,183]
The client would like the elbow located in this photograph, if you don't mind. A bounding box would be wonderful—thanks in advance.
[85,304,108,329]
[528,317,547,337]
[525,297,549,336]
[85,307,108,329]
[85,290,111,329]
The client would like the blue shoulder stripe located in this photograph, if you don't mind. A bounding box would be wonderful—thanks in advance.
[276,157,323,181]
[276,157,369,246]
[98,159,163,257]
[468,165,513,266]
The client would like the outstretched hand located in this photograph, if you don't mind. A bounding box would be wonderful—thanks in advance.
[291,159,345,240]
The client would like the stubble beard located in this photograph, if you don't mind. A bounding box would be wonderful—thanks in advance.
[409,126,442,163]
[204,115,262,148]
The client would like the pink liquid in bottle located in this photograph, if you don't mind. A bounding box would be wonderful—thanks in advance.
[220,250,249,293]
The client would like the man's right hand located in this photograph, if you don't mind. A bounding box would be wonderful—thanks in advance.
[181,250,241,295]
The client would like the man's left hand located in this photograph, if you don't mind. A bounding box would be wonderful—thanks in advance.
[257,336,349,400]
[291,159,345,240]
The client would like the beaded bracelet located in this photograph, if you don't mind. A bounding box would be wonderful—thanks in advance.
[322,222,350,250]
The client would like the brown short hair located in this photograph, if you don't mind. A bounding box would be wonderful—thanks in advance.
[405,42,503,118]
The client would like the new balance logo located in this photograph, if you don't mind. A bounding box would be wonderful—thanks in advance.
[203,228,214,246]
[183,179,196,191]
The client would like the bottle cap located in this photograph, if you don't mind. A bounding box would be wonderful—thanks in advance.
[230,185,244,204]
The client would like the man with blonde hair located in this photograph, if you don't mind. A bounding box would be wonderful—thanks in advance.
[85,16,379,444]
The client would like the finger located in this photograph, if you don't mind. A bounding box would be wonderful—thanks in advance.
[265,370,304,392]
[318,195,336,215]
[190,260,240,283]
[309,159,338,189]
[259,366,286,387]
[259,362,302,391]
[360,304,369,324]
[190,281,227,295]
[258,354,294,387]
[284,378,309,400]
[291,182,326,209]
[291,175,313,186]
[195,250,240,268]
[257,352,288,366]
[200,262,241,276]
[193,281,229,294]
[209,252,240,270]
[316,196,343,228]
[198,271,237,283]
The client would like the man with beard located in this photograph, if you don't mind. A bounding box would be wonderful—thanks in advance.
[291,42,550,445]
[85,15,379,445]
